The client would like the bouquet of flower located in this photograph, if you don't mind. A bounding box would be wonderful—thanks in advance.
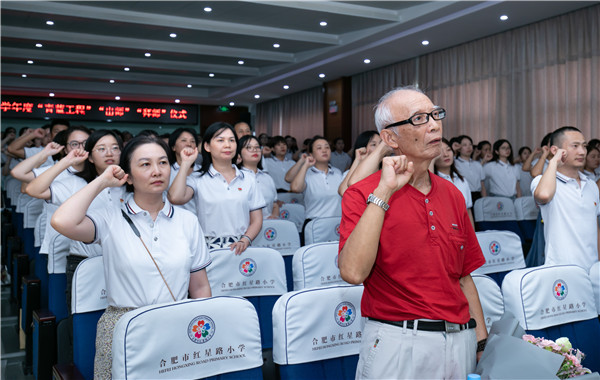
[522,335,591,378]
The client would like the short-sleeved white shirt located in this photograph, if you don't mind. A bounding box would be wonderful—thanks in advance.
[329,151,352,172]
[88,195,211,308]
[186,164,266,237]
[169,162,201,214]
[517,163,533,197]
[24,146,53,167]
[241,167,277,219]
[483,160,520,197]
[263,156,295,191]
[303,165,343,219]
[531,158,549,174]
[582,170,600,182]
[455,157,484,192]
[436,172,473,209]
[531,171,600,270]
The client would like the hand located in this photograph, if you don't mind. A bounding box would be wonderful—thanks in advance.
[376,155,414,195]
[550,148,566,167]
[32,128,46,139]
[99,165,128,188]
[275,200,285,207]
[64,148,89,166]
[305,156,316,167]
[230,239,249,255]
[482,152,493,164]
[181,147,198,166]
[299,153,308,162]
[532,147,542,157]
[43,142,64,156]
[354,147,367,162]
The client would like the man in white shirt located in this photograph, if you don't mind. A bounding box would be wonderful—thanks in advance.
[532,126,600,270]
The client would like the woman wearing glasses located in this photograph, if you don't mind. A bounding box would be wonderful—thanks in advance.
[237,135,279,219]
[168,122,265,254]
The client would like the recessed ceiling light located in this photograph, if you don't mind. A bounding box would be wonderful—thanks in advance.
[209,73,215,77]
[421,40,430,46]
[170,33,177,38]
[22,74,27,78]
[320,21,328,27]
[229,102,235,106]
[187,84,192,88]
[283,85,289,90]
[115,96,120,100]
[204,7,212,12]
[124,67,130,71]
[500,15,509,21]
[27,60,34,64]
[175,99,181,103]
[35,43,43,48]
[238,60,245,65]
[144,52,151,57]
[254,94,260,99]
[364,58,371,64]
[318,73,326,78]
[46,20,54,26]
[107,119,112,123]
[109,79,115,83]
[273,43,280,48]
[49,93,55,97]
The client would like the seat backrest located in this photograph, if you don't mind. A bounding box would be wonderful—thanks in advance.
[72,256,108,380]
[471,274,504,332]
[513,196,539,221]
[472,230,525,275]
[112,297,263,380]
[273,285,364,366]
[292,242,347,290]
[304,217,341,245]
[279,203,305,233]
[277,193,304,206]
[474,196,517,222]
[590,262,600,316]
[253,219,300,256]
[502,265,598,331]
[206,247,287,297]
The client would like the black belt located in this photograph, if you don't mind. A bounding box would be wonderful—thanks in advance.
[369,318,476,333]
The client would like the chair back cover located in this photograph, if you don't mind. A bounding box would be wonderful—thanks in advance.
[513,196,539,221]
[472,274,504,332]
[304,217,341,245]
[277,193,304,206]
[279,203,306,233]
[502,265,597,330]
[72,256,108,314]
[112,297,263,379]
[474,196,517,222]
[472,230,525,275]
[253,219,300,256]
[273,285,364,365]
[207,247,287,297]
[292,242,347,290]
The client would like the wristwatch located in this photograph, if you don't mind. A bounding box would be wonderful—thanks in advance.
[367,193,389,211]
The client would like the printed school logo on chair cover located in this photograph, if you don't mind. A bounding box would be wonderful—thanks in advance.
[279,210,290,219]
[496,201,504,211]
[290,198,299,204]
[553,279,568,300]
[187,315,215,344]
[335,224,340,236]
[264,227,277,240]
[488,241,501,256]
[239,258,257,277]
[334,302,356,327]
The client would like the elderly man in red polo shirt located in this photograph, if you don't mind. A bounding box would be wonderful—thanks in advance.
[339,86,488,379]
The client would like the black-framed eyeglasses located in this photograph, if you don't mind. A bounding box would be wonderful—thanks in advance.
[68,140,87,149]
[384,108,446,129]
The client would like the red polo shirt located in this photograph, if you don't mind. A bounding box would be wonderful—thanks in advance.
[339,171,485,324]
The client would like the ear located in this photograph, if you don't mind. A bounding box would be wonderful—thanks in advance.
[380,129,400,151]
[550,145,559,155]
[203,141,211,153]
[126,174,133,186]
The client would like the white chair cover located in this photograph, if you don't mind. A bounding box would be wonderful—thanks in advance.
[273,285,364,365]
[277,193,304,206]
[474,196,517,222]
[112,297,263,379]
[513,196,539,221]
[292,242,348,290]
[71,256,107,314]
[472,230,526,275]
[472,274,504,332]
[590,262,600,315]
[502,265,598,330]
[279,203,305,233]
[207,247,287,297]
[304,217,341,245]
[253,219,300,256]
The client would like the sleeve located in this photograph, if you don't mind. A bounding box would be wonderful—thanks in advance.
[49,177,71,205]
[530,175,542,197]
[247,179,266,211]
[85,205,111,245]
[338,185,368,251]
[189,217,211,272]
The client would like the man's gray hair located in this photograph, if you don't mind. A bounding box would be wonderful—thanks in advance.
[374,85,424,132]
